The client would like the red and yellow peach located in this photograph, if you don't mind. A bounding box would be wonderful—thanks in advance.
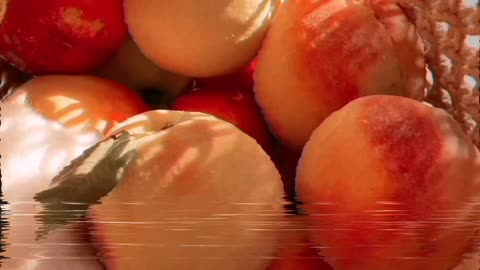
[297,95,480,270]
[254,0,426,150]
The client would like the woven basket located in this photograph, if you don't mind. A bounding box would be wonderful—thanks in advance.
[399,0,479,149]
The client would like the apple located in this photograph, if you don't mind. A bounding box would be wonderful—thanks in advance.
[0,0,128,74]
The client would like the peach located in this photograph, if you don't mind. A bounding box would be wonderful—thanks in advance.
[96,37,193,99]
[296,95,480,270]
[254,0,426,150]
[0,0,128,74]
[124,0,279,77]
[35,110,287,270]
[4,75,150,135]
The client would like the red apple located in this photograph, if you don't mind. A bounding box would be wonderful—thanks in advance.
[172,82,275,154]
[0,0,128,74]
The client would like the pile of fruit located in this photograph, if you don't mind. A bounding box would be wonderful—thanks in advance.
[0,0,479,269]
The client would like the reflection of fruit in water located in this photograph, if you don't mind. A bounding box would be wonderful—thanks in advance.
[5,75,150,135]
[125,0,278,77]
[0,0,128,74]
[90,110,287,270]
[266,216,333,270]
[297,95,480,270]
[0,216,104,270]
[254,0,426,150]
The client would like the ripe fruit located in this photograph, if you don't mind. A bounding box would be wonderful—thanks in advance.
[125,0,278,77]
[61,110,287,270]
[5,75,150,135]
[172,82,275,154]
[297,95,480,270]
[0,74,149,269]
[0,0,128,74]
[254,0,426,150]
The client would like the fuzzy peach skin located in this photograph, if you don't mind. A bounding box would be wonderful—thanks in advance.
[85,110,287,270]
[296,95,480,270]
[4,75,150,135]
[254,0,426,150]
[0,0,128,74]
[124,0,280,77]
